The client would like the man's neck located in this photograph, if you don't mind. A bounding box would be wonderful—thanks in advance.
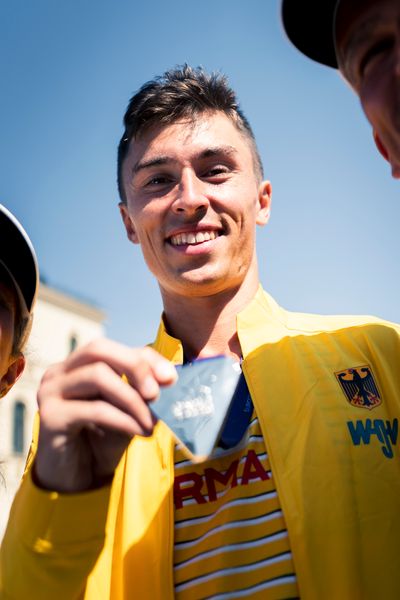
[161,277,260,362]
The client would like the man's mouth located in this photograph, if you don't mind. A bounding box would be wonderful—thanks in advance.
[169,230,220,246]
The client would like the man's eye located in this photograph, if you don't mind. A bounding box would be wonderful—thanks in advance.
[359,38,393,76]
[203,166,229,178]
[146,175,172,186]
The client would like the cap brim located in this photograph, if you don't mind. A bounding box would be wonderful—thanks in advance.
[0,205,39,314]
[281,0,339,69]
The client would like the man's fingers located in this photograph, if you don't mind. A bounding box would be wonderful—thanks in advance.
[58,362,155,431]
[40,361,65,384]
[122,346,177,398]
[41,397,153,439]
[34,340,174,492]
[66,399,153,438]
[63,340,177,397]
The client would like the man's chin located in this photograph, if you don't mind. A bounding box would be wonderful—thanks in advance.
[167,272,239,298]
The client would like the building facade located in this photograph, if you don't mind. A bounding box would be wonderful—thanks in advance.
[0,283,105,537]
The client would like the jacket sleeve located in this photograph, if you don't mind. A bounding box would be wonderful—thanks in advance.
[0,469,111,600]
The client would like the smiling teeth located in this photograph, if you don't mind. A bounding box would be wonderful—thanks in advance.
[170,231,218,246]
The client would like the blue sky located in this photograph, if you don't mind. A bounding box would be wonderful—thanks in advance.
[2,0,399,346]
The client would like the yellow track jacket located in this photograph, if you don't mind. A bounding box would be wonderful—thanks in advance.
[1,287,400,599]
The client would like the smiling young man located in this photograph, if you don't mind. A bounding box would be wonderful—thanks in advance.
[2,66,400,599]
[282,0,400,179]
[0,205,38,399]
[119,110,270,360]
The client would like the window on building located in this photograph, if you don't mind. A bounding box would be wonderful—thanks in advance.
[13,401,26,454]
[69,334,78,354]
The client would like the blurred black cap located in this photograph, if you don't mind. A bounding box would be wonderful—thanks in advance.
[0,204,39,317]
[281,0,340,69]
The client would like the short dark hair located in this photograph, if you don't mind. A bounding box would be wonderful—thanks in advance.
[117,65,264,203]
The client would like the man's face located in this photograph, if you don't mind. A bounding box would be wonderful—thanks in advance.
[120,111,271,301]
[336,0,400,178]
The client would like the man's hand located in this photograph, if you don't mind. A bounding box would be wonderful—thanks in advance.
[33,339,177,493]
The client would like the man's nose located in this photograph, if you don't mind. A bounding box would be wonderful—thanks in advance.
[172,170,209,215]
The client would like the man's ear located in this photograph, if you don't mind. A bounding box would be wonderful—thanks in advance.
[373,130,390,162]
[119,202,140,245]
[0,355,25,398]
[256,180,272,226]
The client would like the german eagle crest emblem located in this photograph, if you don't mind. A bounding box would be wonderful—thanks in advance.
[335,365,381,410]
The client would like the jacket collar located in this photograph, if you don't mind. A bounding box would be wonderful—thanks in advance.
[152,319,184,364]
[237,285,289,358]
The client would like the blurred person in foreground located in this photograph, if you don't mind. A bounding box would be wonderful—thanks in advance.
[0,205,38,399]
[282,0,400,179]
[1,66,400,599]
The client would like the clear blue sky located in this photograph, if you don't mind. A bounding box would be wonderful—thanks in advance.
[2,0,399,346]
